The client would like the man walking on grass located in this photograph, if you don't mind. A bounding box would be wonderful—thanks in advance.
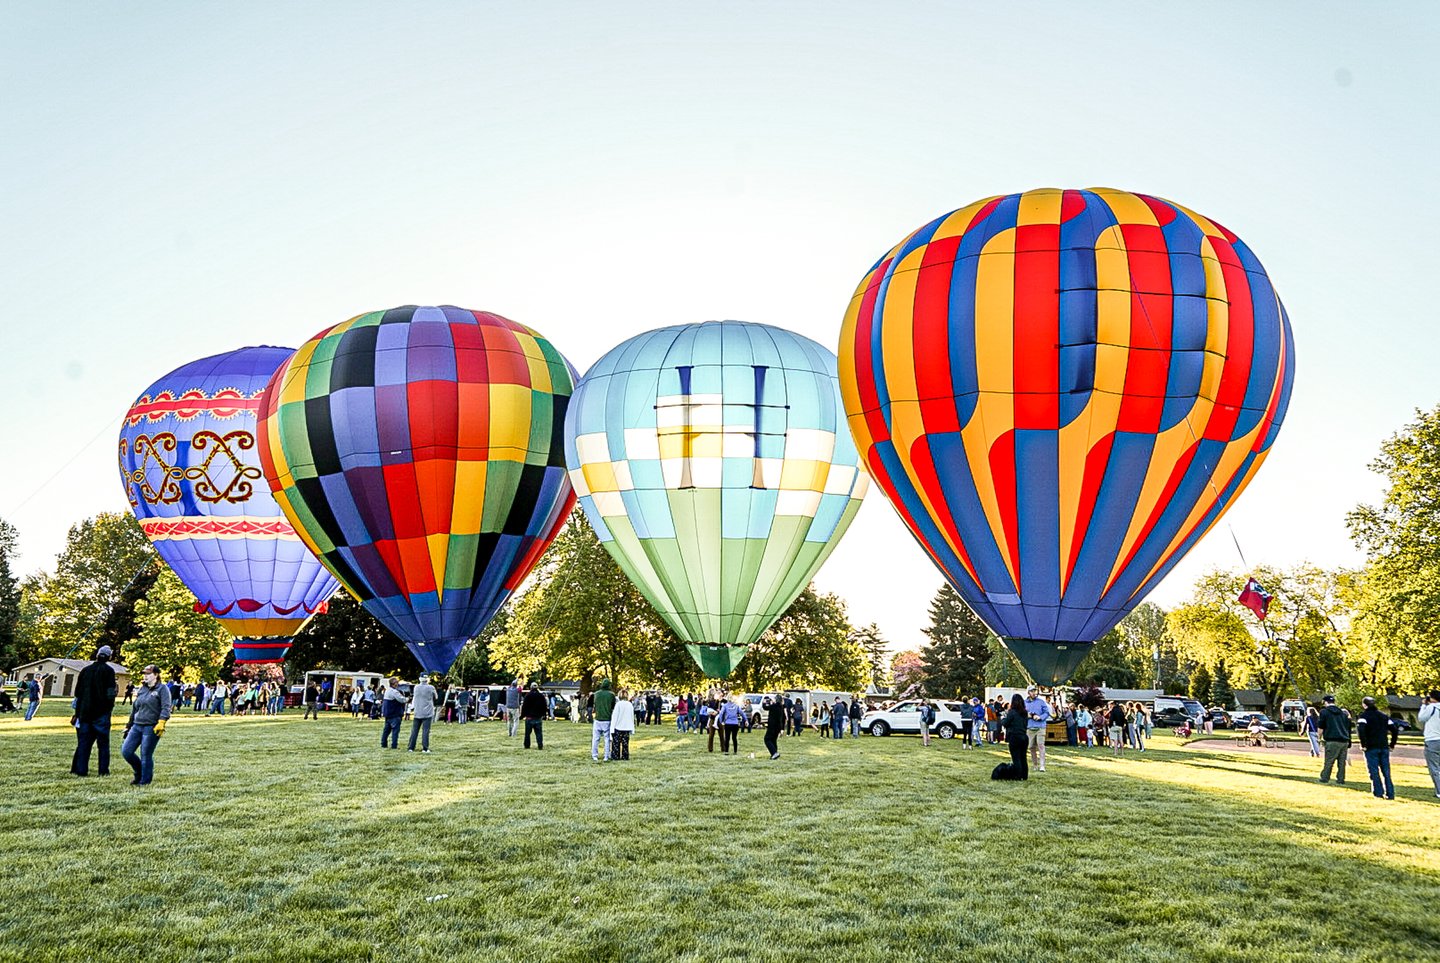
[592,679,616,761]
[764,694,785,761]
[505,679,522,737]
[1318,694,1352,785]
[24,674,42,721]
[1024,687,1051,772]
[409,674,439,753]
[70,646,117,777]
[1356,696,1399,800]
[302,680,321,719]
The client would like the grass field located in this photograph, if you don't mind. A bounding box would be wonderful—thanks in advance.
[2,702,1438,963]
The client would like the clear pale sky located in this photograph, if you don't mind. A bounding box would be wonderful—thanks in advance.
[3,3,1437,653]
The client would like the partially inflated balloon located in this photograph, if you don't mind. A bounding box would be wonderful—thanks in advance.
[119,347,340,662]
[565,321,868,677]
[839,189,1295,684]
[257,306,576,674]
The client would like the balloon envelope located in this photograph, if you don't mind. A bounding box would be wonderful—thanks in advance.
[839,188,1295,684]
[119,347,340,663]
[257,306,577,674]
[565,320,868,677]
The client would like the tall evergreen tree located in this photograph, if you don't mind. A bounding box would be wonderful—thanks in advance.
[851,623,890,690]
[0,519,21,670]
[918,583,990,697]
[1188,662,1212,702]
[1209,661,1234,708]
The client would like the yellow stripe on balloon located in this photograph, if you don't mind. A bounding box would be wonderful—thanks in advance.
[1016,188,1063,227]
[929,195,1005,243]
[451,461,487,536]
[880,245,924,406]
[1056,391,1121,593]
[1199,235,1231,402]
[1091,188,1159,227]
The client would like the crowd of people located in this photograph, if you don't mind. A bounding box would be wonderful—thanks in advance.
[28,646,1440,803]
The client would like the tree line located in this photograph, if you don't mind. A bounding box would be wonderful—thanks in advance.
[3,404,1438,703]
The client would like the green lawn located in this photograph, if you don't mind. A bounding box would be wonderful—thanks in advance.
[2,702,1438,963]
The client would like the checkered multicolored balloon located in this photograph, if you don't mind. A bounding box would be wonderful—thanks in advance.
[565,321,868,677]
[257,306,577,674]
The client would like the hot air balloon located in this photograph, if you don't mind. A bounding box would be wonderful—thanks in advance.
[839,188,1295,684]
[565,321,869,677]
[256,306,577,675]
[118,347,340,663]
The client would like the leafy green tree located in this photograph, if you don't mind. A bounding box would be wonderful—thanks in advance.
[1117,602,1175,688]
[1073,628,1137,688]
[732,586,866,693]
[285,594,417,677]
[127,566,231,681]
[1347,404,1440,689]
[16,513,156,662]
[488,511,682,693]
[918,583,990,697]
[1167,565,1347,713]
[0,519,21,670]
[1209,661,1234,708]
[448,607,515,687]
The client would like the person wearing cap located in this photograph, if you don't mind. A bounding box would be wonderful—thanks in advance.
[380,676,407,748]
[1356,695,1400,800]
[70,645,118,776]
[1023,687,1052,772]
[121,665,172,785]
[1317,694,1352,785]
[520,682,548,749]
[408,673,439,753]
[1418,690,1440,799]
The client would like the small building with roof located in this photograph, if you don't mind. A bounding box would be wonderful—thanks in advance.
[7,657,130,699]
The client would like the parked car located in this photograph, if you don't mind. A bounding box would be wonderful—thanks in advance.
[1231,711,1280,731]
[1152,707,1194,728]
[1206,707,1233,729]
[861,700,971,738]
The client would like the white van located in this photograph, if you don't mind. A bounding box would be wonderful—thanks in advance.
[1279,699,1308,731]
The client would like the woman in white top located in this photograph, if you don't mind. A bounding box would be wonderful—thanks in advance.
[610,687,636,760]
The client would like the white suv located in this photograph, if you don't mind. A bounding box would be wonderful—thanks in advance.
[861,700,973,738]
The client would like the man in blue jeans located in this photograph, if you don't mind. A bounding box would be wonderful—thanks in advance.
[24,675,42,721]
[71,646,118,776]
[380,677,407,749]
[1356,695,1400,800]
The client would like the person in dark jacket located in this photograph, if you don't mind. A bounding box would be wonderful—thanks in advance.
[71,645,118,776]
[1317,694,1353,785]
[380,677,407,749]
[521,683,548,749]
[992,694,1030,781]
[763,695,786,760]
[1356,696,1400,800]
[122,665,172,786]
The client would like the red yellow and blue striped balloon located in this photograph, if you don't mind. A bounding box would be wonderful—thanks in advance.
[839,188,1295,684]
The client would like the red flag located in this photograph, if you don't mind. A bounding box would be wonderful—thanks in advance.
[1238,578,1272,620]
